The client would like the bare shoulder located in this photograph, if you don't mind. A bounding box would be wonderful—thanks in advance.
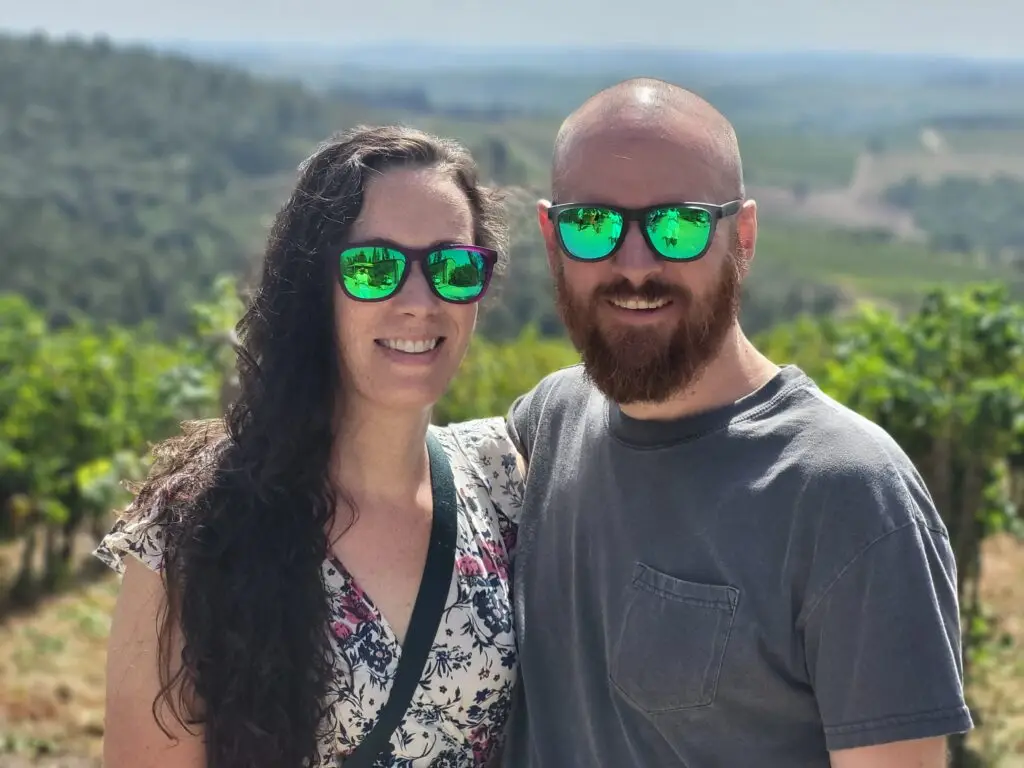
[104,558,205,768]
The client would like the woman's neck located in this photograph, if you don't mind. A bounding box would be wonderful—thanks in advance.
[330,404,434,507]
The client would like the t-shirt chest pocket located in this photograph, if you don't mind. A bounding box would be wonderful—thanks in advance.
[609,562,739,714]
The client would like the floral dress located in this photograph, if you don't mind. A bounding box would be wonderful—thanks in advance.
[94,416,525,767]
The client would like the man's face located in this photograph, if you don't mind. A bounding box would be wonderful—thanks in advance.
[539,124,756,405]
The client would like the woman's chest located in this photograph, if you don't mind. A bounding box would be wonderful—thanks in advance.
[323,507,516,679]
[322,507,518,759]
[327,502,433,644]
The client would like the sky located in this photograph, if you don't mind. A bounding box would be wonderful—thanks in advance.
[1,0,1022,59]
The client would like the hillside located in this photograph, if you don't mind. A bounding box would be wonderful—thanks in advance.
[0,32,1021,343]
[0,33,385,334]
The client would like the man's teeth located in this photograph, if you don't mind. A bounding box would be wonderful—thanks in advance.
[610,297,670,311]
[379,338,440,354]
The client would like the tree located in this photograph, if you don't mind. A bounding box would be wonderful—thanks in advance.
[760,284,1024,766]
[435,326,579,425]
[0,295,220,604]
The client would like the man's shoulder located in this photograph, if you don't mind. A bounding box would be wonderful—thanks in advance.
[514,362,590,413]
[777,380,917,476]
[768,378,943,535]
[506,363,592,458]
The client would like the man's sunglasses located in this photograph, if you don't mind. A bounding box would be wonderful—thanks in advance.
[547,200,743,263]
[337,242,497,304]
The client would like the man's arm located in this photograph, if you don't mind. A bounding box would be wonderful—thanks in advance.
[830,736,948,768]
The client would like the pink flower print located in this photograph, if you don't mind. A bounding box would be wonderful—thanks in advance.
[457,554,486,577]
[478,540,509,581]
[470,727,492,765]
[331,620,353,641]
[346,578,371,604]
[338,584,376,625]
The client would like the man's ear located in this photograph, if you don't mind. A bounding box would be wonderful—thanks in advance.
[735,198,758,273]
[537,199,559,274]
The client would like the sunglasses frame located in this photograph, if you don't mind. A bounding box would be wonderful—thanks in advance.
[547,200,744,263]
[336,240,498,304]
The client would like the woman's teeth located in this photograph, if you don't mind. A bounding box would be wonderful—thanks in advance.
[377,338,441,354]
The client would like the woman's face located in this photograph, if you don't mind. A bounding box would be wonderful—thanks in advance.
[333,166,480,414]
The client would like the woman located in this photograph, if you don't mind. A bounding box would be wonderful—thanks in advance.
[94,125,525,768]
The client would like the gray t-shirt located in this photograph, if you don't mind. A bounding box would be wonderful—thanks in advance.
[503,364,972,767]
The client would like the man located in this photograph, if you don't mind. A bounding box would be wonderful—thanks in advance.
[502,78,972,767]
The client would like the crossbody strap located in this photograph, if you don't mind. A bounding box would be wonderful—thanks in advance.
[339,431,458,767]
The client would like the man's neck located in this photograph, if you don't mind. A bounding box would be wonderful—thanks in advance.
[618,325,779,423]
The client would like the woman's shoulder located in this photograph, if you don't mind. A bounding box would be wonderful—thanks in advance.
[436,415,513,451]
[431,417,525,534]
[432,416,520,478]
[93,420,228,576]
[94,488,176,576]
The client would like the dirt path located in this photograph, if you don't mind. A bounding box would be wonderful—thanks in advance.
[751,144,1024,242]
[748,183,922,239]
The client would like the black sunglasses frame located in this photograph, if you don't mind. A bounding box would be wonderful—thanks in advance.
[547,200,744,263]
[337,241,498,304]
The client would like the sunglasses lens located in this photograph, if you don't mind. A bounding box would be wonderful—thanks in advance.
[428,247,489,302]
[556,207,624,260]
[340,246,406,300]
[646,207,713,260]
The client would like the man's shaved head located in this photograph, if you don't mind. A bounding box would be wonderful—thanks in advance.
[551,77,744,203]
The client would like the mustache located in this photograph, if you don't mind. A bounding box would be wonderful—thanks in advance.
[594,278,689,303]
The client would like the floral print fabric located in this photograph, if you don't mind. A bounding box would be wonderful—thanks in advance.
[94,417,525,767]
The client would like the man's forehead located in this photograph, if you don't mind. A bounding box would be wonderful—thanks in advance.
[553,126,731,204]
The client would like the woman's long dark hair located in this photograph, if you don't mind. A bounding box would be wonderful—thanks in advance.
[121,125,508,767]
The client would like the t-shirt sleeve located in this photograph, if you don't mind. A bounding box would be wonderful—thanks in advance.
[506,393,532,461]
[92,494,170,575]
[505,366,578,462]
[445,416,526,556]
[800,518,973,751]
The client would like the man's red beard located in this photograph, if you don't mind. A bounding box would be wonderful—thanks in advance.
[554,241,741,405]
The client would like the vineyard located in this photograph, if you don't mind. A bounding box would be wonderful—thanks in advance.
[1,278,1023,764]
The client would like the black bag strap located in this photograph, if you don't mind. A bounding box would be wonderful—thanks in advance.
[339,431,458,767]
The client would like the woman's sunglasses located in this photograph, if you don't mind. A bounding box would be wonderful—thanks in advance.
[547,200,743,263]
[337,242,497,304]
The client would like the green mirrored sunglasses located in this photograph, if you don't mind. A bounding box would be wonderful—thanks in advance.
[548,200,743,263]
[337,242,497,304]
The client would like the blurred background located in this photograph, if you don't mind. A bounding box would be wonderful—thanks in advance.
[1,0,1023,765]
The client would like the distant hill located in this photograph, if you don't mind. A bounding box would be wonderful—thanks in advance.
[161,41,1024,82]
[0,32,1018,343]
[162,41,1024,135]
[0,32,385,333]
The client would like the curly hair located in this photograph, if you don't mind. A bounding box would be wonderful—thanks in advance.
[120,125,509,767]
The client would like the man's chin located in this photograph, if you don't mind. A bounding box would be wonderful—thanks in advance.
[594,321,676,351]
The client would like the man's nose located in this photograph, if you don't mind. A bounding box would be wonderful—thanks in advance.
[611,222,662,286]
